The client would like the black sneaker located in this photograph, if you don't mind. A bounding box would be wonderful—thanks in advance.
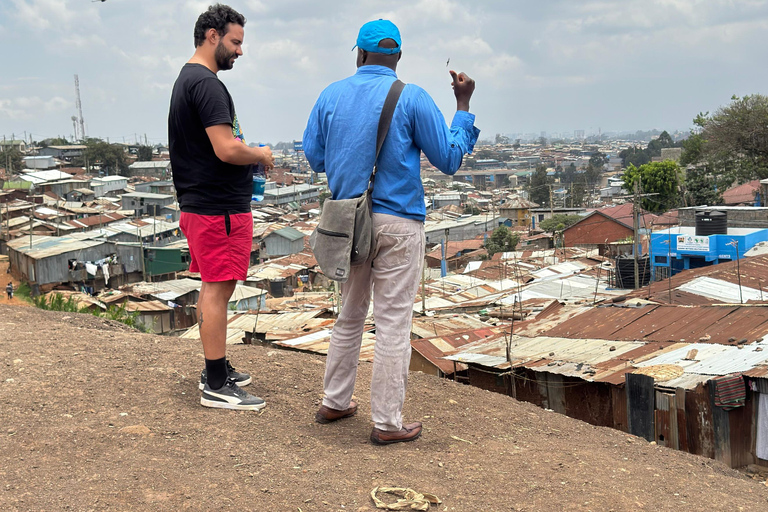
[199,360,252,391]
[200,377,266,411]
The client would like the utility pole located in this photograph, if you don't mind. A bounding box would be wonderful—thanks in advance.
[633,179,640,290]
[421,256,426,315]
[548,184,554,218]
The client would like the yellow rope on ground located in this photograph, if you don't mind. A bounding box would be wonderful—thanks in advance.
[370,486,441,511]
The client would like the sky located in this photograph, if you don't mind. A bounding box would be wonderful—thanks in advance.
[2,0,768,146]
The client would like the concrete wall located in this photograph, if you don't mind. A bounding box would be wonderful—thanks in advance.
[679,207,768,229]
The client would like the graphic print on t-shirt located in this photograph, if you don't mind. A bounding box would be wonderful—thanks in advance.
[232,115,245,144]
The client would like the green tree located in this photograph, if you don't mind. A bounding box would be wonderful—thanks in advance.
[684,166,726,206]
[136,145,153,161]
[698,95,768,181]
[528,164,550,206]
[0,147,23,173]
[646,130,676,157]
[484,226,520,256]
[619,145,651,168]
[622,161,681,213]
[463,204,481,215]
[539,214,582,232]
[570,181,586,207]
[319,190,331,207]
[495,133,510,145]
[584,152,607,189]
[562,162,577,184]
[83,139,129,176]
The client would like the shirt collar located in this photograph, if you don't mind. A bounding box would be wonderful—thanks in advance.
[356,65,397,78]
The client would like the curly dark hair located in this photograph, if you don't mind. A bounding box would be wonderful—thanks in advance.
[193,4,246,47]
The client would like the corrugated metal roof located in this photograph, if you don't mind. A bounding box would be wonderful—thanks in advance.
[678,276,764,303]
[636,341,768,376]
[7,235,105,259]
[412,328,499,374]
[125,300,173,312]
[445,334,644,371]
[128,279,201,300]
[272,329,377,361]
[411,314,493,338]
[543,304,768,344]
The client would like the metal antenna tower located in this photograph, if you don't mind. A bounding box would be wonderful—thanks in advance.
[71,116,79,141]
[74,75,86,141]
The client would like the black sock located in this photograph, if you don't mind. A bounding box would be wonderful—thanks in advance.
[205,357,228,390]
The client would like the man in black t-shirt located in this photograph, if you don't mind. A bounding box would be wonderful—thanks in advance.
[169,4,274,411]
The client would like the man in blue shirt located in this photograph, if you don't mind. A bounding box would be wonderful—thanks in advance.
[303,19,479,445]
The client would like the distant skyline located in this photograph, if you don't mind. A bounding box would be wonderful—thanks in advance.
[3,0,768,145]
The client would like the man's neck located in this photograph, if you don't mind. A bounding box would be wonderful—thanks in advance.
[188,48,218,74]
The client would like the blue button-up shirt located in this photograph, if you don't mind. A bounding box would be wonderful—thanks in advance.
[303,65,480,222]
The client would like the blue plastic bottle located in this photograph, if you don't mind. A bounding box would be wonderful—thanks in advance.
[251,144,267,202]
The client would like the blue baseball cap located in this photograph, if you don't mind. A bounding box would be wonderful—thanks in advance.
[354,19,401,54]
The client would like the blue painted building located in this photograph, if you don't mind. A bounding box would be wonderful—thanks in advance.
[650,226,768,279]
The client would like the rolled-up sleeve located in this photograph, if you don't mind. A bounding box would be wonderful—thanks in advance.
[303,100,326,174]
[412,88,480,176]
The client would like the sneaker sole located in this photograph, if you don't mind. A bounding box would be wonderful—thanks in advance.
[200,397,266,411]
[198,376,252,391]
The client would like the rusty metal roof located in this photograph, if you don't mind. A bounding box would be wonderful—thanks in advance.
[411,328,501,374]
[542,304,768,344]
[411,314,495,339]
[624,253,768,304]
[272,329,377,361]
[125,300,173,312]
[444,334,644,372]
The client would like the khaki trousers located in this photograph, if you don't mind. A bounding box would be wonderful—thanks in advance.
[322,213,425,431]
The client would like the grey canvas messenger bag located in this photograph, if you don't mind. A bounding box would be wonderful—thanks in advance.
[310,79,405,282]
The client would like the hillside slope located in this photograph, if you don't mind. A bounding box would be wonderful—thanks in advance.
[1,304,767,511]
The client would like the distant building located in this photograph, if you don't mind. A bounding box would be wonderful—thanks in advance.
[723,180,761,206]
[562,204,655,255]
[0,139,27,153]
[22,156,55,169]
[262,227,305,257]
[432,193,462,209]
[127,161,172,179]
[498,196,538,227]
[37,145,86,160]
[263,184,321,206]
[134,180,175,195]
[120,192,175,217]
[91,176,128,197]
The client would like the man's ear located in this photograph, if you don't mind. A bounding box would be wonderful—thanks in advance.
[397,52,402,62]
[361,50,368,64]
[207,28,219,44]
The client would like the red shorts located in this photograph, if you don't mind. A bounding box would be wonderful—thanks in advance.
[180,211,253,282]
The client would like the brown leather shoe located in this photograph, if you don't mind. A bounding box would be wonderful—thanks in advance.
[370,421,422,445]
[315,400,358,424]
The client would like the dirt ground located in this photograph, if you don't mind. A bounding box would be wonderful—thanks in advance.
[2,304,768,511]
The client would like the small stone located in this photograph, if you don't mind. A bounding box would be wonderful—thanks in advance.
[12,359,22,365]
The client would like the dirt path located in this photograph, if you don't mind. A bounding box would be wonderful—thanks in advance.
[0,258,29,307]
[2,304,768,511]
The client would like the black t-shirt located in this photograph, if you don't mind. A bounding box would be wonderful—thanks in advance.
[168,63,252,215]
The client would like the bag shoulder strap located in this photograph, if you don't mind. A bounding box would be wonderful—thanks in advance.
[369,79,405,191]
